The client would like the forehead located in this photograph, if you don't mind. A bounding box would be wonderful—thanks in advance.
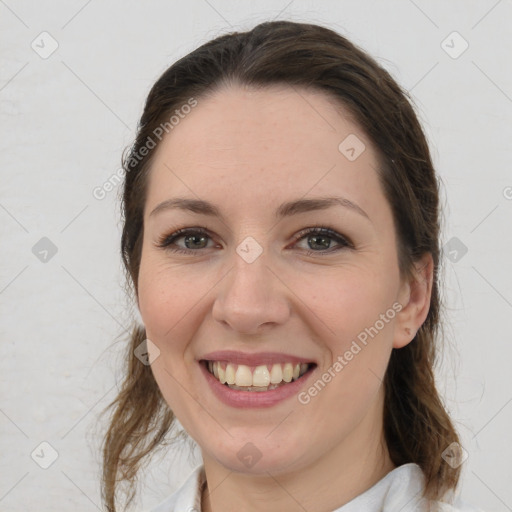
[153,84,368,163]
[145,84,388,223]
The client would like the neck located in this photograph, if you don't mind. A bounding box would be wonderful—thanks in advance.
[200,388,395,512]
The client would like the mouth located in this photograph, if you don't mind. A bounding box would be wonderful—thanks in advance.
[200,360,317,392]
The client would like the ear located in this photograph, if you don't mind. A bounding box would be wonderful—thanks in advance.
[393,252,434,349]
[134,296,145,327]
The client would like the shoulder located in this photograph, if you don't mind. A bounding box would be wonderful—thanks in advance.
[376,463,485,512]
[143,464,205,512]
[435,497,486,512]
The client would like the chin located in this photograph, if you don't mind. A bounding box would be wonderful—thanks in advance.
[204,434,306,475]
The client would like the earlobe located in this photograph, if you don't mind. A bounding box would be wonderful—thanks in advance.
[393,253,434,349]
[134,297,145,327]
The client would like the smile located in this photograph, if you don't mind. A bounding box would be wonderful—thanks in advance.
[202,360,315,391]
[205,361,310,391]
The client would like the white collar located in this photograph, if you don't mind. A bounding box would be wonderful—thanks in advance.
[148,462,482,512]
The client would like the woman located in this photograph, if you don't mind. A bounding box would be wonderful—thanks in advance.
[100,20,484,512]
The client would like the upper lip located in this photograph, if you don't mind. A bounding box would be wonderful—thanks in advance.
[199,350,316,367]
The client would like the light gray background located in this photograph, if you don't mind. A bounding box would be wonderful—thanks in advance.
[1,1,511,511]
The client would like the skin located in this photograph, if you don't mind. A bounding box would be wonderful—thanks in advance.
[137,84,433,512]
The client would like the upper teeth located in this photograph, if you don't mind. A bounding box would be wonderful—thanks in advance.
[208,361,309,387]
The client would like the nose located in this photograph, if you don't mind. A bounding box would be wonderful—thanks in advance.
[211,248,291,335]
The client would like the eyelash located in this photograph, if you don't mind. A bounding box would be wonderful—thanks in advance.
[155,226,354,257]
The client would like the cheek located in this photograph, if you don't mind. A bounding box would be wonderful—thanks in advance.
[297,269,396,412]
[295,265,398,344]
[137,255,197,342]
[137,259,205,409]
[137,254,223,362]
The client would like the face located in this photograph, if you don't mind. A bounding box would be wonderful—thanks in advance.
[137,84,413,476]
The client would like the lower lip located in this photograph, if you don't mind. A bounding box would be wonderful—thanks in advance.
[199,361,316,409]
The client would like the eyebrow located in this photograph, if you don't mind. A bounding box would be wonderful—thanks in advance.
[149,196,370,222]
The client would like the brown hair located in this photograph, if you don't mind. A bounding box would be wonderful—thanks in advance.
[99,20,461,511]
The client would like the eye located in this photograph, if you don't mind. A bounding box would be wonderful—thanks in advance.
[156,227,217,255]
[292,226,353,255]
[155,225,353,256]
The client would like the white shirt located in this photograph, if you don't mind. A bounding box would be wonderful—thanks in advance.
[147,462,485,512]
